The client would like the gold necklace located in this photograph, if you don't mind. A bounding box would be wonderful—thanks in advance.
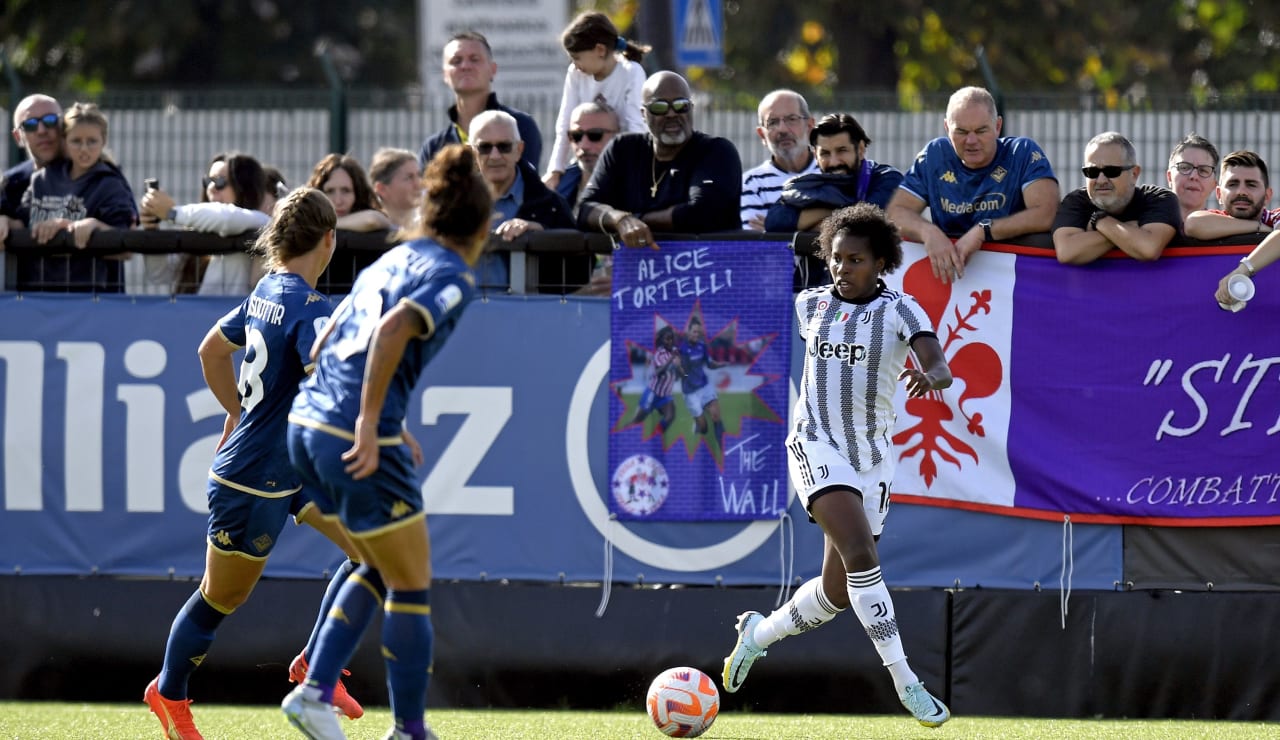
[650,156,668,198]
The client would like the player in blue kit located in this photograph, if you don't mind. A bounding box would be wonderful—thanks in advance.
[145,188,369,740]
[281,145,493,740]
[679,315,727,452]
[722,203,952,728]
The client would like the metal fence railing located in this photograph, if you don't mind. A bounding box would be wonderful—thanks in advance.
[11,88,1280,206]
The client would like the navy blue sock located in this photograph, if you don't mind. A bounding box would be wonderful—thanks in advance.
[302,558,356,660]
[713,420,725,449]
[158,590,229,699]
[383,588,433,738]
[306,565,385,704]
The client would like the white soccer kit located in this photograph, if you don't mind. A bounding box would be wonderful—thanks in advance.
[786,282,937,515]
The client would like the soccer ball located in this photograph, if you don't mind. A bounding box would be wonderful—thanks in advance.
[645,666,720,737]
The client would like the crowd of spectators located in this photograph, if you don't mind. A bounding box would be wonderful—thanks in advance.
[1,25,1274,298]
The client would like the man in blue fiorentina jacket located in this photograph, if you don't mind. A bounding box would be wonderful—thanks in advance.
[888,86,1059,284]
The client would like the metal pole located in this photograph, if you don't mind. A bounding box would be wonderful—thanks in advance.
[976,45,1006,132]
[317,44,348,155]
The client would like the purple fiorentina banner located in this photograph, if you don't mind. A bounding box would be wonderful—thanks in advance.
[607,240,792,521]
[884,243,1280,526]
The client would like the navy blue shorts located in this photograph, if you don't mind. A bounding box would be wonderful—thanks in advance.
[206,479,294,559]
[287,421,424,538]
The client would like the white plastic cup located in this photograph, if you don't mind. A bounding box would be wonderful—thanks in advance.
[1219,273,1255,312]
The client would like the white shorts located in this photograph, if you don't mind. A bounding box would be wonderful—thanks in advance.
[784,435,894,535]
[683,384,719,418]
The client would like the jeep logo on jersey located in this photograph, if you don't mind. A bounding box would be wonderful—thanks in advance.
[810,340,867,365]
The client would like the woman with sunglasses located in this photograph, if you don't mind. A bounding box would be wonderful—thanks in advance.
[543,11,650,190]
[16,101,138,293]
[139,152,278,294]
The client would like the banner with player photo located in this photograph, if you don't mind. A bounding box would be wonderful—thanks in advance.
[883,242,1280,526]
[607,240,793,521]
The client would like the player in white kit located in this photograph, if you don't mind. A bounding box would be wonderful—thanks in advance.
[722,202,953,728]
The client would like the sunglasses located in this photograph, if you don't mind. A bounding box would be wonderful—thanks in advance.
[643,98,692,116]
[203,175,230,191]
[569,128,615,143]
[19,113,60,133]
[1081,164,1135,180]
[475,141,515,155]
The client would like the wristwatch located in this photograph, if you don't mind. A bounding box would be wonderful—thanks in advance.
[979,219,993,242]
[1240,257,1257,276]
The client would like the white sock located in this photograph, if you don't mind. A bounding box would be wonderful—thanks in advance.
[753,577,844,649]
[846,567,918,694]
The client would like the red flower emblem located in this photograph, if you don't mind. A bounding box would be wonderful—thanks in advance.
[892,258,1004,485]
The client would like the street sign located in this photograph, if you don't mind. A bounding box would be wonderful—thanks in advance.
[673,0,723,68]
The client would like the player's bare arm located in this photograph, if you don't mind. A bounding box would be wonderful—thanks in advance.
[344,305,427,479]
[900,335,952,398]
[197,324,243,419]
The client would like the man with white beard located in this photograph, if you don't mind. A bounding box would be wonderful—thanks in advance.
[576,70,741,249]
[740,89,819,231]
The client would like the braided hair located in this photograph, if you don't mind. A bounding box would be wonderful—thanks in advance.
[253,187,336,271]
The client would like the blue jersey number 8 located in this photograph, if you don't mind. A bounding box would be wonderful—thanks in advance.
[238,327,269,412]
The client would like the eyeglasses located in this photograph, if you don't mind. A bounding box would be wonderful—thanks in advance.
[1170,161,1216,179]
[643,98,692,116]
[19,113,60,133]
[475,141,515,155]
[569,128,615,143]
[764,114,809,131]
[1081,164,1135,180]
[203,175,229,191]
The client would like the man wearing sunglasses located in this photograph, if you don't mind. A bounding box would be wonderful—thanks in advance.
[576,70,741,248]
[1,94,64,233]
[555,101,621,208]
[469,110,575,290]
[740,89,819,232]
[1052,131,1181,264]
[888,86,1059,284]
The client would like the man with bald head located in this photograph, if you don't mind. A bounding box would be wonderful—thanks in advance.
[577,70,741,248]
[2,94,64,234]
[556,100,621,208]
[740,89,819,231]
[888,86,1059,283]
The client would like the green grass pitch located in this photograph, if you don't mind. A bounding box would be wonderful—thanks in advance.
[1,703,1273,739]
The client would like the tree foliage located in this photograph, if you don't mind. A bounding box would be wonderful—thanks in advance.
[5,0,1280,110]
[715,0,1280,108]
[0,0,418,94]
